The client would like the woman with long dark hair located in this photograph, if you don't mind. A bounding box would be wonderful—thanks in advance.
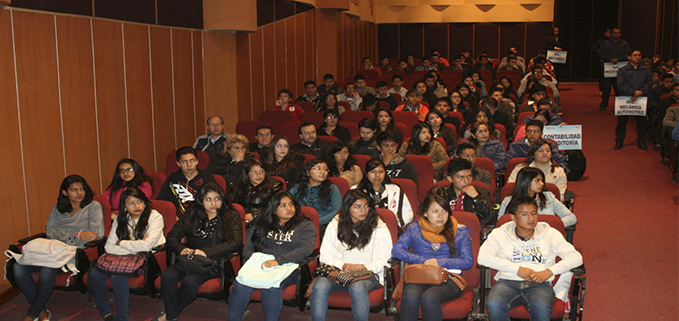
[375,108,404,145]
[507,139,567,200]
[318,109,351,142]
[318,93,346,114]
[310,190,392,321]
[392,194,473,321]
[398,121,448,173]
[231,158,284,226]
[262,136,305,186]
[425,110,458,155]
[226,191,315,321]
[498,167,576,226]
[467,121,506,171]
[14,175,104,321]
[90,188,165,321]
[102,158,153,213]
[326,140,363,187]
[155,182,242,321]
[354,159,413,228]
[289,159,342,232]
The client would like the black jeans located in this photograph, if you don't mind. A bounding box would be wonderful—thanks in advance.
[616,115,648,143]
[160,264,220,320]
[601,77,618,107]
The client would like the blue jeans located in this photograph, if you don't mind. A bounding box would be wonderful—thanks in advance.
[161,265,220,320]
[88,267,131,321]
[310,276,379,321]
[13,263,60,318]
[486,279,555,321]
[226,270,299,321]
[398,278,464,321]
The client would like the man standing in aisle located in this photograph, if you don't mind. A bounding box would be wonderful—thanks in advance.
[598,27,629,111]
[614,49,653,150]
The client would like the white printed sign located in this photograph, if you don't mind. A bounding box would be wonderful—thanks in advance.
[614,96,647,116]
[543,125,582,150]
[546,50,567,64]
[603,62,628,78]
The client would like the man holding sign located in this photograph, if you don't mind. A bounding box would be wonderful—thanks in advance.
[614,50,653,150]
[598,27,630,111]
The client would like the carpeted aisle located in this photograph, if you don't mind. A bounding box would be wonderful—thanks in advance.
[559,83,678,320]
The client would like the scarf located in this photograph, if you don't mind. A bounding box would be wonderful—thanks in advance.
[419,216,458,244]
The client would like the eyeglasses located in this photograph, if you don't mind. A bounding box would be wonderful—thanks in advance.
[231,146,247,150]
[257,132,272,137]
[326,115,337,119]
[311,166,329,172]
[118,168,134,174]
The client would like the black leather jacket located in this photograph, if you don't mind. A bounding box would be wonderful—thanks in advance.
[230,177,284,219]
[428,184,496,226]
[166,208,243,260]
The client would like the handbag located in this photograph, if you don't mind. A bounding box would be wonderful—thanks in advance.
[95,253,147,276]
[235,252,299,289]
[174,251,217,274]
[391,264,467,301]
[305,263,377,298]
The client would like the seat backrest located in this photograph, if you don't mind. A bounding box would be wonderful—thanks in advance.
[342,122,360,139]
[505,157,526,184]
[496,214,565,236]
[434,137,446,149]
[147,171,167,200]
[94,196,113,236]
[375,208,399,243]
[378,101,390,110]
[474,157,497,195]
[660,93,672,102]
[444,123,457,136]
[318,135,338,144]
[151,200,178,234]
[390,93,403,102]
[494,123,507,149]
[270,176,287,190]
[260,110,294,123]
[293,100,316,112]
[517,112,533,126]
[213,174,228,192]
[544,183,560,200]
[300,111,324,127]
[342,110,374,123]
[404,155,434,203]
[231,203,247,245]
[479,69,494,82]
[391,178,419,216]
[235,120,271,144]
[279,121,302,144]
[448,111,464,125]
[451,211,481,288]
[301,206,321,250]
[165,150,210,176]
[395,123,409,138]
[302,153,316,165]
[392,111,419,133]
[497,69,522,79]
[328,176,350,198]
[337,101,352,111]
[500,182,516,201]
[353,154,371,171]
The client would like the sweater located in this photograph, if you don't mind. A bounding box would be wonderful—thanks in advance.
[167,208,243,260]
[351,183,414,228]
[398,140,448,173]
[243,219,316,265]
[383,155,419,189]
[46,201,105,249]
[318,124,351,143]
[101,181,153,211]
[504,138,567,170]
[498,192,577,227]
[392,219,473,274]
[289,183,342,225]
[478,221,582,282]
[320,216,392,284]
[508,162,567,201]
[104,210,166,255]
[338,164,364,187]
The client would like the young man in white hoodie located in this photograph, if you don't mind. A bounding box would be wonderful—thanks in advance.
[479,196,582,321]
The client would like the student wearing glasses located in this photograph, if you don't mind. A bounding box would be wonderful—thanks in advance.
[289,159,342,237]
[101,158,153,213]
[318,109,351,142]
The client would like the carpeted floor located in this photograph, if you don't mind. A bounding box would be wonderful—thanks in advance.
[1,83,677,320]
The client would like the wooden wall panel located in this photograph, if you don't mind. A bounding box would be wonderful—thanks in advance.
[123,24,155,170]
[474,23,499,58]
[55,16,102,193]
[93,19,128,178]
[250,31,265,118]
[0,11,30,275]
[150,27,176,170]
[499,23,525,58]
[303,11,315,86]
[262,24,276,108]
[171,29,196,147]
[525,22,552,59]
[294,15,306,96]
[285,19,299,96]
[449,23,474,58]
[236,33,253,121]
[378,24,398,59]
[424,23,448,58]
[399,23,423,59]
[274,22,287,95]
[13,11,65,232]
[192,30,205,131]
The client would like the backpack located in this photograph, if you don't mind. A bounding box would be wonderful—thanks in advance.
[5,238,79,275]
[564,150,586,181]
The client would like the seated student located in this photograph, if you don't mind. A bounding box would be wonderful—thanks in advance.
[399,121,448,174]
[327,140,363,187]
[360,94,379,112]
[649,73,673,117]
[424,73,448,98]
[388,74,408,100]
[14,175,104,321]
[490,86,516,119]
[158,183,241,321]
[428,158,495,226]
[273,89,304,122]
[206,134,254,184]
[230,158,284,226]
[499,54,525,77]
[378,56,393,71]
[248,124,274,155]
[392,194,473,321]
[225,190,313,321]
[291,122,331,159]
[431,50,450,67]
[521,84,560,115]
[467,122,506,171]
[507,139,567,200]
[90,188,165,321]
[355,74,376,95]
[455,142,493,189]
[527,53,556,79]
[449,90,470,116]
[469,71,488,97]
[375,108,404,145]
[361,56,383,76]
[498,47,526,71]
[317,73,342,96]
[521,100,564,125]
[395,58,413,76]
[663,84,679,128]
[297,80,324,111]
[158,146,216,218]
[660,83,679,127]
[506,120,567,170]
[318,109,351,142]
[377,131,419,187]
[480,196,582,321]
[482,96,514,140]
[406,54,417,68]
[457,83,479,113]
[353,159,414,228]
[289,159,342,232]
[413,79,439,108]
[498,167,576,227]
[310,190,392,321]
[263,136,305,186]
[426,110,458,155]
[518,66,560,105]
[430,53,445,70]
[673,122,679,141]
[350,118,380,159]
[498,76,519,102]
[462,108,502,139]
[433,97,462,130]
[514,109,559,142]
[375,80,398,110]
[448,55,471,77]
[473,54,496,79]
[337,82,363,111]
[101,158,153,213]
[395,88,430,122]
[193,116,229,160]
[319,93,346,114]
[416,56,437,71]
